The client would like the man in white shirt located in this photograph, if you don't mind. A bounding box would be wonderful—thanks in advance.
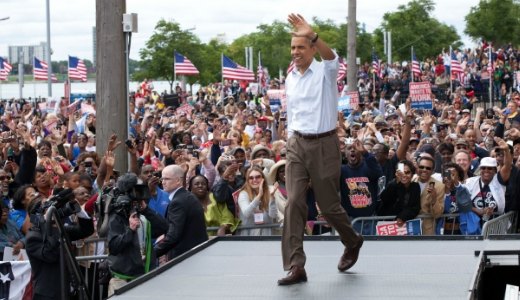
[278,13,363,286]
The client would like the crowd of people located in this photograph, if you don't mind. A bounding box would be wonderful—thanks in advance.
[0,36,519,296]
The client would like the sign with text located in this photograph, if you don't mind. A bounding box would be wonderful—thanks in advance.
[409,82,433,110]
[376,219,422,236]
[267,89,285,113]
[338,91,359,117]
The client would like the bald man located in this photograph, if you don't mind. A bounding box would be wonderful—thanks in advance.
[154,165,208,260]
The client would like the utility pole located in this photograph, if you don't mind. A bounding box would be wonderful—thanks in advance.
[347,0,357,92]
[96,0,128,172]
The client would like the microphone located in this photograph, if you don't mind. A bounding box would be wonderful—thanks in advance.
[116,173,138,194]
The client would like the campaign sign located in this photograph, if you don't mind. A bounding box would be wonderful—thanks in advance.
[376,221,407,236]
[338,91,359,117]
[267,89,284,113]
[376,219,422,236]
[409,82,433,110]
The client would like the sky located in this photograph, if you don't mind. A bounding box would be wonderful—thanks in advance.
[0,0,480,63]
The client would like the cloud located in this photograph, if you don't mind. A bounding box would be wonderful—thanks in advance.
[0,0,480,62]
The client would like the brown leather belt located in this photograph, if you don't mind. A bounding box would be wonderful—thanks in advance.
[294,129,336,140]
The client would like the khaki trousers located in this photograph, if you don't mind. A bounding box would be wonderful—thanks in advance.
[281,133,361,270]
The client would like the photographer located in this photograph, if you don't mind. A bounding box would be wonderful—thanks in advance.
[107,173,168,296]
[25,189,95,300]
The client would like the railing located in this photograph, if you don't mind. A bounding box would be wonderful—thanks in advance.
[206,220,333,236]
[482,211,517,239]
[74,237,108,300]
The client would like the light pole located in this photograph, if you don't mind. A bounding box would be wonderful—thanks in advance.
[18,50,24,99]
[45,0,52,96]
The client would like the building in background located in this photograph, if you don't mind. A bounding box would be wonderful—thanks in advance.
[8,42,48,65]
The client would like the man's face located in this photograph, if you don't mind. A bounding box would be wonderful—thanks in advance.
[291,36,316,71]
[161,170,182,193]
[455,152,470,173]
[371,144,388,164]
[417,158,434,183]
[346,144,362,167]
[140,165,154,183]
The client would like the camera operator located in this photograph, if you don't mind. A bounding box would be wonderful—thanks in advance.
[25,188,95,300]
[107,173,168,296]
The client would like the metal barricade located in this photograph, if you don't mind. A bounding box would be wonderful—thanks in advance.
[75,238,108,300]
[206,220,334,236]
[482,211,517,239]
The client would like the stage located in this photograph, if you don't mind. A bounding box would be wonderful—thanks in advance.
[111,236,520,300]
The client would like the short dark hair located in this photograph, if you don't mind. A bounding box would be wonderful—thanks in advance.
[417,155,435,168]
[443,162,465,181]
[399,160,416,174]
[437,142,454,154]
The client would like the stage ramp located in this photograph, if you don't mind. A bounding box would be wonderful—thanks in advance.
[111,236,520,300]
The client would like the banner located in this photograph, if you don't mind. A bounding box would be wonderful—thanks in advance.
[376,219,422,236]
[176,103,194,117]
[266,89,285,113]
[409,82,432,110]
[0,261,31,300]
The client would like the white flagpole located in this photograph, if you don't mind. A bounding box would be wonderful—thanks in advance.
[173,50,177,84]
[489,46,492,107]
[411,46,414,82]
[449,46,453,96]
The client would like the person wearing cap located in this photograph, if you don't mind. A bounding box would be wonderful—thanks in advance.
[278,13,363,286]
[463,137,512,221]
[267,160,287,223]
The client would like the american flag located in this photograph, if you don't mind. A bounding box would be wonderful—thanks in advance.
[174,51,199,75]
[33,57,57,81]
[412,52,421,77]
[222,55,255,81]
[337,57,347,82]
[0,57,12,81]
[68,56,87,82]
[372,51,381,78]
[450,51,463,74]
[287,60,295,74]
[257,64,266,87]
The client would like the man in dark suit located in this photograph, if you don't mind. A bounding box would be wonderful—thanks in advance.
[155,164,208,259]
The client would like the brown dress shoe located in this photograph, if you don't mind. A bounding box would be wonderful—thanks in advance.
[338,238,364,272]
[277,266,308,286]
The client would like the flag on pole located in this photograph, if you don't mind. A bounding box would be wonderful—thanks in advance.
[286,60,295,74]
[372,51,381,78]
[257,64,266,88]
[222,55,255,81]
[337,57,347,82]
[174,51,199,75]
[33,57,58,81]
[412,52,421,77]
[450,51,463,74]
[68,56,87,82]
[0,57,12,81]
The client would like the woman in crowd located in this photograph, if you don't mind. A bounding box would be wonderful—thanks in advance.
[237,166,277,236]
[10,184,39,234]
[0,201,25,258]
[267,160,287,223]
[188,175,240,236]
[377,160,421,226]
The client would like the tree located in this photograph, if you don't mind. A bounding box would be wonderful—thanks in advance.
[373,0,461,62]
[465,0,520,47]
[138,19,203,92]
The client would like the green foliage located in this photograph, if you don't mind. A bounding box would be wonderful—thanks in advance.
[373,0,461,62]
[465,0,520,46]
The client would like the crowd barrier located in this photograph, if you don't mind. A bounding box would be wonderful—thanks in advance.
[74,237,108,300]
[481,211,517,239]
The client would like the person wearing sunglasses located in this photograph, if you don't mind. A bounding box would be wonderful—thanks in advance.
[412,155,445,235]
[463,137,512,222]
[236,166,277,236]
[377,160,421,227]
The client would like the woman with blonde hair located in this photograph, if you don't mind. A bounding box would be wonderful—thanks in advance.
[237,166,277,236]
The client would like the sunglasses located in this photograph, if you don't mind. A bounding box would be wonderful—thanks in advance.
[403,171,412,175]
[0,176,11,181]
[480,167,496,171]
[418,165,432,171]
[248,175,263,181]
[456,145,468,149]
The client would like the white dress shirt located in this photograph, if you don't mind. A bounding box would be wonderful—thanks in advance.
[285,53,339,136]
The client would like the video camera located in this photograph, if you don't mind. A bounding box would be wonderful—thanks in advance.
[31,188,80,219]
